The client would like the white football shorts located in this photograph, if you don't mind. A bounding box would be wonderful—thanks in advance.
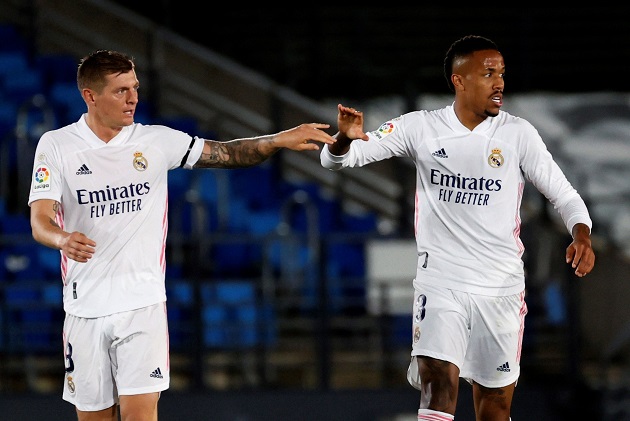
[407,282,527,389]
[62,302,170,411]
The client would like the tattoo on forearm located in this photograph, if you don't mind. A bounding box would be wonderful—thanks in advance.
[194,139,272,169]
[49,202,60,228]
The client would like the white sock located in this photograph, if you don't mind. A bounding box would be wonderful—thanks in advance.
[417,408,454,420]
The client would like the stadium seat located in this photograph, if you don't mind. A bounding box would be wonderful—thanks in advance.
[37,247,61,278]
[0,245,45,281]
[0,211,30,235]
[36,53,78,87]
[166,279,196,349]
[215,280,256,305]
[202,304,228,347]
[48,81,85,126]
[227,164,278,210]
[2,68,45,105]
[41,283,62,305]
[0,51,29,80]
[4,281,62,351]
[200,280,276,348]
[168,279,195,305]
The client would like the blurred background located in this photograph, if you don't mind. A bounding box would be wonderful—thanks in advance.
[1,1,630,420]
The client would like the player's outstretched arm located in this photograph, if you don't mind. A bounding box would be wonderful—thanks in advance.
[194,123,336,169]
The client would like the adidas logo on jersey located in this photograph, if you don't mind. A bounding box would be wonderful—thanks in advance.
[496,362,510,372]
[150,367,163,379]
[76,164,92,175]
[432,148,448,158]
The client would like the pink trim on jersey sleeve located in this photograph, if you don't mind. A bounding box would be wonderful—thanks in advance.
[57,207,69,285]
[160,197,168,274]
[414,189,419,239]
[513,182,525,258]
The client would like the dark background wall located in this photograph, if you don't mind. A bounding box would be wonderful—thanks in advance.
[112,5,630,100]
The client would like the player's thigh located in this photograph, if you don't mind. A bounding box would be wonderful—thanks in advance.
[111,302,170,396]
[411,283,469,366]
[63,314,117,411]
[462,292,526,387]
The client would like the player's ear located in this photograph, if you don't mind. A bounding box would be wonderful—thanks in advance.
[81,88,95,105]
[451,74,464,91]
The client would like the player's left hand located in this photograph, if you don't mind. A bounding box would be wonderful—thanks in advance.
[566,223,595,277]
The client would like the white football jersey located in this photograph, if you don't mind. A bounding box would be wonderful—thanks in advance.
[28,114,203,317]
[321,104,592,296]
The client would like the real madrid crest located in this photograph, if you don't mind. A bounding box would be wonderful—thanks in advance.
[67,375,76,393]
[488,148,504,168]
[133,151,148,171]
[413,326,421,343]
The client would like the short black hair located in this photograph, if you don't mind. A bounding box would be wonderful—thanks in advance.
[443,35,499,92]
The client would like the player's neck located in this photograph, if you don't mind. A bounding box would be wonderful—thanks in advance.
[85,113,124,143]
[453,103,486,131]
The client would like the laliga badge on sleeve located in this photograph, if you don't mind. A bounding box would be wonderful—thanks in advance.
[32,162,52,192]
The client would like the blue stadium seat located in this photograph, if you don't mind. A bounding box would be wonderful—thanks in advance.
[246,208,281,236]
[1,245,45,281]
[200,280,276,348]
[1,211,31,234]
[215,280,256,304]
[4,281,62,351]
[225,197,250,233]
[341,211,378,233]
[232,303,276,347]
[0,213,44,281]
[168,167,194,203]
[2,68,45,105]
[37,246,61,278]
[227,164,278,210]
[0,51,29,80]
[202,304,228,347]
[41,283,62,305]
[168,279,194,305]
[48,81,85,125]
[193,170,220,205]
[36,53,78,87]
[166,279,196,349]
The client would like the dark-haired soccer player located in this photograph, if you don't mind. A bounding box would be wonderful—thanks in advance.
[320,35,595,420]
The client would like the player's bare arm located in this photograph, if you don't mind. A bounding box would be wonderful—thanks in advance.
[194,123,336,169]
[30,199,96,263]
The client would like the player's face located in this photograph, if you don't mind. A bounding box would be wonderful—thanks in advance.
[94,70,139,129]
[456,49,505,119]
